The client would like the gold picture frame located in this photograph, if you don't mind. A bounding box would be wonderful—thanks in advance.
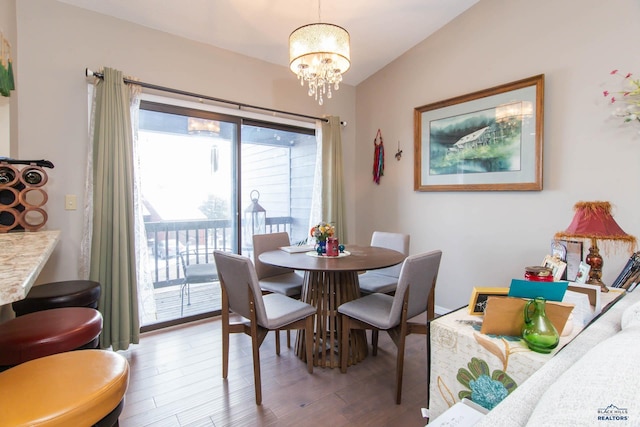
[468,287,510,315]
[414,74,544,191]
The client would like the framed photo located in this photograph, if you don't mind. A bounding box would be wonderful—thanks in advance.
[468,287,510,315]
[552,239,583,281]
[541,255,567,282]
[575,261,591,284]
[414,74,544,191]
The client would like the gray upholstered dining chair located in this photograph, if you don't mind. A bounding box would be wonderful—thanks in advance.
[253,232,303,297]
[358,231,410,295]
[253,232,304,351]
[213,250,315,405]
[338,249,442,404]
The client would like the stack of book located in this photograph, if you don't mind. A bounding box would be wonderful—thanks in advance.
[611,252,640,291]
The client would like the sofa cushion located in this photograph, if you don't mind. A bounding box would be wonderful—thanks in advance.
[525,326,640,426]
[620,300,640,330]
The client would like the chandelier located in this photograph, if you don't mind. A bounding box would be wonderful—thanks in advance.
[289,20,351,106]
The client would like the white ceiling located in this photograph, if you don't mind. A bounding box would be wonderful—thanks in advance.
[57,0,478,86]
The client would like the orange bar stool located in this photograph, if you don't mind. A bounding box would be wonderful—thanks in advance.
[0,350,129,427]
[12,280,101,316]
[0,307,102,370]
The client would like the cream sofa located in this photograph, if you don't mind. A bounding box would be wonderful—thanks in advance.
[474,288,640,426]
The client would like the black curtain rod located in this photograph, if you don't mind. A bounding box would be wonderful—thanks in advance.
[85,68,341,124]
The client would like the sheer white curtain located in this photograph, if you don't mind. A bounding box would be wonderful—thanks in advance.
[309,116,347,243]
[309,120,323,234]
[130,94,156,326]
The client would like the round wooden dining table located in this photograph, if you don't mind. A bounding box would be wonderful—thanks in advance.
[258,245,405,368]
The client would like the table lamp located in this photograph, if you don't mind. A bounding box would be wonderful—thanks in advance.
[554,201,636,293]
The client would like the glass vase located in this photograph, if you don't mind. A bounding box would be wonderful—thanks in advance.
[522,297,559,354]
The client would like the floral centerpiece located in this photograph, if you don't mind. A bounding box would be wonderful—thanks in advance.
[310,221,335,243]
[603,70,640,126]
[310,221,336,254]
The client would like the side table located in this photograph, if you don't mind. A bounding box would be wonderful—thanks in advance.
[427,289,624,420]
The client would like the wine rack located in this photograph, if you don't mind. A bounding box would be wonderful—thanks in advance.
[0,162,50,232]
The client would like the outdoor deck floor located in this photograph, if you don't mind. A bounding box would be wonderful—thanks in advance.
[149,281,222,325]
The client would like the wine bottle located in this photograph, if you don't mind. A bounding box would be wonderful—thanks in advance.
[22,169,43,185]
[0,166,16,185]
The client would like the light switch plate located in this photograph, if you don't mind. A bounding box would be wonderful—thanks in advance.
[65,194,77,210]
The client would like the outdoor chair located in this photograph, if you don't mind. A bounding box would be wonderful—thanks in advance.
[178,250,218,316]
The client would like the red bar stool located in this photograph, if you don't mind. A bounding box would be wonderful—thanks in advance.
[0,307,102,369]
[12,279,101,316]
[0,350,129,427]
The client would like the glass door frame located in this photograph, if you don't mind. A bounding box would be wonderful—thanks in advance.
[138,96,316,331]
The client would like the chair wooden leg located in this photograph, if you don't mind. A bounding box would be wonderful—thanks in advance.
[221,291,230,379]
[251,331,262,405]
[372,330,379,356]
[395,331,407,405]
[248,288,263,405]
[426,324,431,406]
[222,323,229,379]
[304,316,314,373]
[340,314,349,373]
[394,292,412,404]
[275,330,281,355]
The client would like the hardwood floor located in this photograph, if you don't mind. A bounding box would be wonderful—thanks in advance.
[118,316,431,426]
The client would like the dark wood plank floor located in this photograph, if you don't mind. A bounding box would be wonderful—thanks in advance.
[118,316,431,426]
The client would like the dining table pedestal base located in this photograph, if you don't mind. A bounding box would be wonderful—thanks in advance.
[295,270,368,368]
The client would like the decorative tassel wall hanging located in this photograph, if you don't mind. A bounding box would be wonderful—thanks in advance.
[373,129,384,184]
[0,32,15,97]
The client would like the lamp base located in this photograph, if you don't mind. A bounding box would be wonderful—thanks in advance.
[585,244,608,293]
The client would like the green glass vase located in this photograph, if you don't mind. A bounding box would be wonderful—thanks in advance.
[522,297,559,354]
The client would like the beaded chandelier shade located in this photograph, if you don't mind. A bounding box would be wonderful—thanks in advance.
[289,22,351,106]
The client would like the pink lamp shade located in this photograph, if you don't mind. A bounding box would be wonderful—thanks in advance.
[554,201,636,293]
[555,201,636,245]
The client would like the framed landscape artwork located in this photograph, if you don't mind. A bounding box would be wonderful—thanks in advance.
[414,74,544,191]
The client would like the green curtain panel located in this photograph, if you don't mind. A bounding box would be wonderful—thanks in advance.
[90,67,140,351]
[321,116,348,244]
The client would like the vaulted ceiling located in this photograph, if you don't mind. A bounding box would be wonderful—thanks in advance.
[57,0,478,86]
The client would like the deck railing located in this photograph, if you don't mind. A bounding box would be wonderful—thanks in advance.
[145,217,293,287]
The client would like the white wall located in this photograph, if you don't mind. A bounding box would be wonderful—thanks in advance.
[14,0,356,284]
[0,0,16,156]
[355,0,640,311]
[12,1,640,312]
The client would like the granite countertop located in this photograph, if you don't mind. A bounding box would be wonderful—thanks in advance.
[0,230,60,305]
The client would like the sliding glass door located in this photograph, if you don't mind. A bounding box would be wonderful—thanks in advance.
[137,100,315,328]
[240,121,316,256]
